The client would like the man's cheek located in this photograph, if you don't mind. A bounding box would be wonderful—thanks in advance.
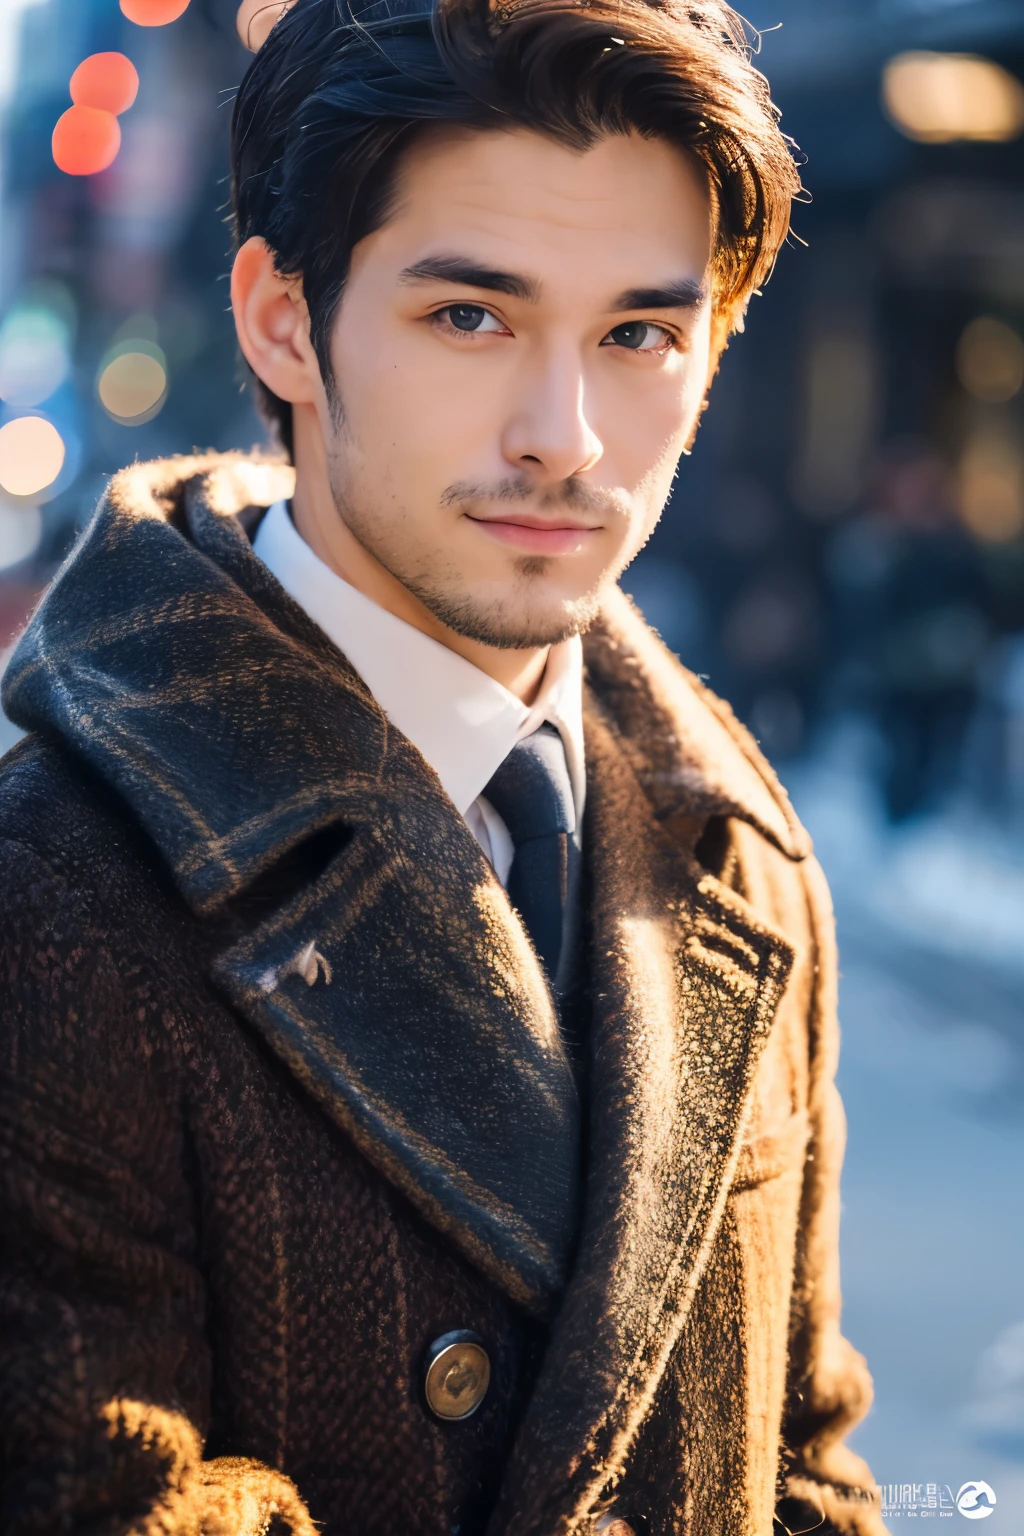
[390,373,497,458]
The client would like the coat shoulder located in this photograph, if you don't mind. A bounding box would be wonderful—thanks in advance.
[0,731,181,913]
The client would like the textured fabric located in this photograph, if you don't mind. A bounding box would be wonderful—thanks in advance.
[483,724,581,985]
[0,453,887,1536]
[251,497,586,883]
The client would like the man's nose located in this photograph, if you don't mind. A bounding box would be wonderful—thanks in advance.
[501,347,603,483]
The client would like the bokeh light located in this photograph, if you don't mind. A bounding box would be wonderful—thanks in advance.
[0,416,66,498]
[883,52,1024,144]
[119,0,191,25]
[70,53,139,117]
[956,317,1024,404]
[52,105,121,177]
[236,0,296,52]
[0,303,72,407]
[959,425,1024,543]
[97,341,168,424]
[0,504,43,572]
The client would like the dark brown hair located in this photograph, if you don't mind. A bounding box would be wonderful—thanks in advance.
[232,0,802,455]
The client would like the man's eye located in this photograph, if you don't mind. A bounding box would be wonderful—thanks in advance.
[602,321,675,353]
[440,305,505,333]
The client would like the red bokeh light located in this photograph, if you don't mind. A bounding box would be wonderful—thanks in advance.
[119,0,191,24]
[52,106,122,177]
[70,54,139,116]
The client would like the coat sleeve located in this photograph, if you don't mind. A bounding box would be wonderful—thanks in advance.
[778,852,888,1536]
[0,837,316,1536]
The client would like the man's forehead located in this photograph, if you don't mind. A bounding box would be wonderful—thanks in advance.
[380,126,713,293]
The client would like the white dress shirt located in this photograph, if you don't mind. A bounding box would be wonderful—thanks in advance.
[252,500,585,886]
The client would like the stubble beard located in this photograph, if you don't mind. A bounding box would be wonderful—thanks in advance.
[326,458,627,650]
[398,557,605,650]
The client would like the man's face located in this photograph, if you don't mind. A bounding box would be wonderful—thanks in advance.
[318,126,714,648]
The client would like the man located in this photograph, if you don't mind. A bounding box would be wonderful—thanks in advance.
[0,1,887,1533]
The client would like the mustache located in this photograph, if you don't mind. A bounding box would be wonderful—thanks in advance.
[440,476,623,516]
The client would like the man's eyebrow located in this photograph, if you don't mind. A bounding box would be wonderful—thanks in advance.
[611,277,707,311]
[397,255,538,303]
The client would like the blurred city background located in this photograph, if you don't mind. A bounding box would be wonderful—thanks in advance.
[0,0,1022,1525]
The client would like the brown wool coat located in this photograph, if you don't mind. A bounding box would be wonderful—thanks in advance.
[0,455,887,1536]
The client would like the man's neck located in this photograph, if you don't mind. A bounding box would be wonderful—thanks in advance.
[289,414,550,705]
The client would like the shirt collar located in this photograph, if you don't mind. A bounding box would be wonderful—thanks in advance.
[252,500,585,825]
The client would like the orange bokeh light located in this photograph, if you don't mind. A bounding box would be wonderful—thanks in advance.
[52,106,122,177]
[119,0,191,24]
[70,54,139,116]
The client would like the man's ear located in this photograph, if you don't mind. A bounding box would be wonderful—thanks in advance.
[231,237,321,408]
[236,0,296,52]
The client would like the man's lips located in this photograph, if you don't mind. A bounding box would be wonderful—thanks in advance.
[466,513,600,556]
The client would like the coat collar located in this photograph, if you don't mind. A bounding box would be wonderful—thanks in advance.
[2,451,802,1362]
[3,453,807,915]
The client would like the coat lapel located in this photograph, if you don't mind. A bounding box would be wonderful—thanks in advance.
[211,757,581,1318]
[489,700,794,1535]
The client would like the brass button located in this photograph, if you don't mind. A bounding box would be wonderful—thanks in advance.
[423,1331,491,1421]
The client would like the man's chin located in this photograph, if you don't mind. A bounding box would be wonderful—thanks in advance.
[411,581,603,652]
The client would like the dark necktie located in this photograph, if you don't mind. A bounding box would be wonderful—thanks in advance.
[483,724,581,991]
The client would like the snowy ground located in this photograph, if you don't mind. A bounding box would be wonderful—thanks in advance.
[788,722,1024,1532]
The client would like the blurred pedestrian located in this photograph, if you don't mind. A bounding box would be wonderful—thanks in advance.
[829,444,988,819]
